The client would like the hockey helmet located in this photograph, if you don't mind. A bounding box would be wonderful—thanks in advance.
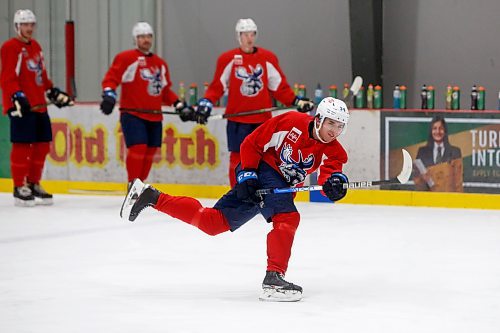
[132,22,154,41]
[14,9,36,34]
[314,97,350,141]
[235,18,258,44]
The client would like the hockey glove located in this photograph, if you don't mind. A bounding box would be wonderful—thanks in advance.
[293,96,314,113]
[47,87,73,108]
[322,172,349,202]
[100,89,117,115]
[10,91,31,117]
[235,169,262,203]
[195,98,213,124]
[174,100,196,122]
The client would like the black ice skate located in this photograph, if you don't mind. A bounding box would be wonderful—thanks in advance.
[13,185,35,207]
[259,271,303,302]
[28,183,53,205]
[120,178,160,222]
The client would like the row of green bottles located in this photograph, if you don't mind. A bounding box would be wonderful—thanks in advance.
[177,82,227,107]
[353,84,383,109]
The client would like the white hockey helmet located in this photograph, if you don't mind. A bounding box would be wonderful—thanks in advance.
[314,97,350,141]
[132,22,154,42]
[235,18,258,44]
[14,9,36,34]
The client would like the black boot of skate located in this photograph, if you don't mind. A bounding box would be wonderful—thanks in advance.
[13,185,35,207]
[28,183,53,205]
[259,271,303,302]
[120,179,160,222]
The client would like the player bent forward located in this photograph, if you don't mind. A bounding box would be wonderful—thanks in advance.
[120,97,351,302]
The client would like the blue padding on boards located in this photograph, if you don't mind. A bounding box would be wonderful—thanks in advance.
[310,190,334,203]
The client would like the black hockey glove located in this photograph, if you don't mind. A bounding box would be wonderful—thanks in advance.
[235,169,263,203]
[194,98,213,124]
[174,100,196,122]
[100,89,117,115]
[293,96,314,113]
[47,87,73,108]
[10,91,31,118]
[322,172,349,202]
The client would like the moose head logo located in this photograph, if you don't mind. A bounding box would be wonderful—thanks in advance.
[235,64,263,97]
[26,57,43,86]
[279,143,315,185]
[140,67,165,96]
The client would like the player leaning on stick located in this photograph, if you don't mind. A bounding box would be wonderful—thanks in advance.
[121,97,350,302]
[0,9,73,207]
[184,18,314,187]
[100,22,193,186]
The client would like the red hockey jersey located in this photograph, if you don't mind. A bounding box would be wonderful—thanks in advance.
[204,47,296,124]
[240,112,347,186]
[101,49,178,121]
[1,38,53,114]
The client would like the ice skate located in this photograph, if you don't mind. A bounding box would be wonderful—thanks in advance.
[13,185,35,207]
[259,271,303,302]
[28,183,53,205]
[120,178,160,222]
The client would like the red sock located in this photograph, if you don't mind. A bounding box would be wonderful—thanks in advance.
[140,147,158,181]
[126,144,147,182]
[27,142,50,184]
[229,151,240,187]
[10,143,31,187]
[266,212,301,274]
[155,193,230,236]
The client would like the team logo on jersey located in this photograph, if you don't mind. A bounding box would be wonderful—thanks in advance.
[278,143,315,186]
[234,54,243,65]
[140,66,165,96]
[287,127,302,143]
[26,56,44,86]
[235,64,263,97]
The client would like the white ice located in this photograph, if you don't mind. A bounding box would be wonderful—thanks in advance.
[1,193,499,333]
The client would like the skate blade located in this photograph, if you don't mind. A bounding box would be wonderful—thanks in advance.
[14,198,36,207]
[259,288,302,302]
[119,179,146,220]
[34,197,54,205]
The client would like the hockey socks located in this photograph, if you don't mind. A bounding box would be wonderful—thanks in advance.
[228,151,240,187]
[155,194,230,236]
[10,143,31,187]
[27,142,50,184]
[126,144,148,182]
[140,147,158,181]
[266,212,300,274]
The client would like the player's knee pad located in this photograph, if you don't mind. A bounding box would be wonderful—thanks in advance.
[272,212,300,234]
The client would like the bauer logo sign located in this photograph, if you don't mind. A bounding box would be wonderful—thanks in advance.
[381,111,500,194]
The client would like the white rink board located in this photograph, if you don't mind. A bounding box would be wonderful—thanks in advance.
[44,104,379,185]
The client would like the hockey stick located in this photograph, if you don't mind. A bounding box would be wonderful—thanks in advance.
[208,106,293,120]
[343,75,363,108]
[31,100,75,111]
[256,149,412,195]
[119,107,179,115]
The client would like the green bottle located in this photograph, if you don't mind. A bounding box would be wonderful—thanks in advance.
[328,85,338,98]
[298,84,307,98]
[452,86,460,110]
[400,85,407,109]
[189,83,198,106]
[355,86,365,108]
[427,86,435,109]
[445,85,452,110]
[477,86,485,110]
[374,85,383,109]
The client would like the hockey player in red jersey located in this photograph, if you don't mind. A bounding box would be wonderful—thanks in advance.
[120,97,350,302]
[100,22,193,185]
[1,9,73,207]
[191,18,314,187]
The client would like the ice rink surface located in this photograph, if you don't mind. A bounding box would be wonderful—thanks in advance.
[1,192,499,333]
